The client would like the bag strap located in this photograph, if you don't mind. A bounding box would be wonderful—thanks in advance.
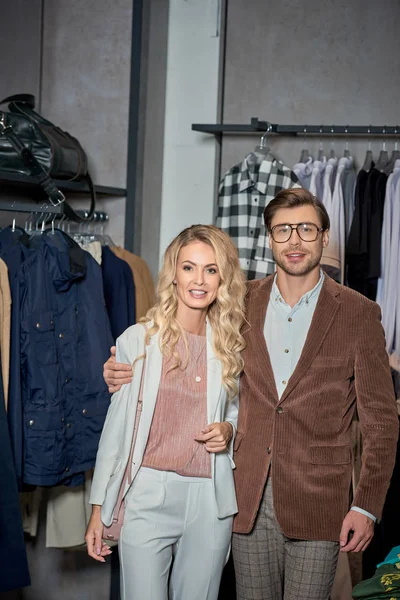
[0,112,96,220]
[61,173,96,222]
[0,94,36,108]
[111,325,149,522]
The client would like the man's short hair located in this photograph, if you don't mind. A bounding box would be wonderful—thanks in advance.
[264,188,330,232]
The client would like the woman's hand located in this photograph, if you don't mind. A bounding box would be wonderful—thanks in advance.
[85,506,112,562]
[195,421,234,453]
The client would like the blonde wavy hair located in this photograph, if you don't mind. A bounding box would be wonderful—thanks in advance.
[140,225,246,398]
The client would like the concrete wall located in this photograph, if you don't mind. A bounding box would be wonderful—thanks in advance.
[0,0,43,103]
[220,0,400,178]
[40,0,132,248]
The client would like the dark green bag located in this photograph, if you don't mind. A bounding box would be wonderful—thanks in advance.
[352,563,400,599]
[0,94,95,220]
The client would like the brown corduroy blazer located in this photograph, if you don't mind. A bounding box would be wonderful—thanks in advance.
[233,275,399,541]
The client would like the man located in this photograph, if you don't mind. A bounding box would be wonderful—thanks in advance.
[103,188,399,600]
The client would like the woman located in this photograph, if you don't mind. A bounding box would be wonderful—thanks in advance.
[85,225,246,599]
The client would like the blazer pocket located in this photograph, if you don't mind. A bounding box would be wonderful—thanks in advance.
[310,444,351,465]
[233,431,244,452]
[312,357,349,368]
[111,458,123,475]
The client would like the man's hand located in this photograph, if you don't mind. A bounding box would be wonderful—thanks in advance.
[194,422,234,453]
[103,346,133,393]
[339,510,374,553]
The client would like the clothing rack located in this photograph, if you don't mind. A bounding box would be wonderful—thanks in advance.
[72,210,109,223]
[192,118,400,136]
[0,197,109,225]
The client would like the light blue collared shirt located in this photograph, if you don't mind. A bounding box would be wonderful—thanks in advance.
[264,271,325,399]
[263,270,376,522]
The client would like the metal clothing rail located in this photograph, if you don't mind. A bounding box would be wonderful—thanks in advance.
[192,118,400,136]
[0,198,110,225]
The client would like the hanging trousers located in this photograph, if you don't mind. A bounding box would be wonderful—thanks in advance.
[232,478,340,600]
[119,467,233,600]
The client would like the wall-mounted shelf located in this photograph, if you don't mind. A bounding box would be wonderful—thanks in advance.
[0,171,126,196]
[192,118,400,136]
[0,172,126,216]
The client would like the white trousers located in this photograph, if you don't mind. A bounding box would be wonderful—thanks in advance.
[119,467,233,600]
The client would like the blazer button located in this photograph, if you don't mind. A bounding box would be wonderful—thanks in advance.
[267,447,271,454]
[276,406,283,414]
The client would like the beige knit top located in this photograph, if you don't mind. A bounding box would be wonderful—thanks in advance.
[142,332,211,478]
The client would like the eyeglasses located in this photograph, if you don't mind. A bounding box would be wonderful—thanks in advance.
[269,222,325,243]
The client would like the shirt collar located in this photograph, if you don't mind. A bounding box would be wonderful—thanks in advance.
[238,151,277,194]
[271,269,325,308]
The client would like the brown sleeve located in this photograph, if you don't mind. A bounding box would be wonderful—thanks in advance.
[352,302,399,519]
[137,257,155,308]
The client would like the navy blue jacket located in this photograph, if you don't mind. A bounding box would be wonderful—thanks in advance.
[101,245,136,340]
[7,231,113,487]
[0,228,33,490]
[0,367,30,591]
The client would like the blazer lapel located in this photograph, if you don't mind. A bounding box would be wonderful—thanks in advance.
[279,277,341,403]
[206,321,223,423]
[249,277,280,403]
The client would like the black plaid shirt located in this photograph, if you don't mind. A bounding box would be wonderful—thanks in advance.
[216,152,300,280]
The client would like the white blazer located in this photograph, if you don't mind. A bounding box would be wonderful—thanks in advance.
[89,321,239,524]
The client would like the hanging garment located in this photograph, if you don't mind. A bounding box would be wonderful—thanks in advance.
[7,231,113,487]
[0,228,33,484]
[81,240,102,265]
[331,156,354,284]
[346,166,380,299]
[391,171,400,354]
[0,367,31,592]
[321,156,340,281]
[111,246,155,321]
[216,151,300,280]
[376,160,400,351]
[0,257,11,405]
[46,470,93,548]
[20,488,43,537]
[341,156,357,240]
[367,169,388,290]
[101,245,136,340]
[309,157,326,200]
[292,157,313,189]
